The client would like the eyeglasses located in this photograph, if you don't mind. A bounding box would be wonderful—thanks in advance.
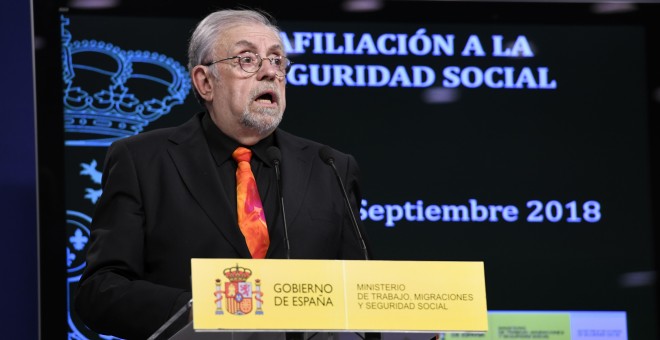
[204,52,292,76]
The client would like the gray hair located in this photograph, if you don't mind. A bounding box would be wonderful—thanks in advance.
[187,9,281,105]
[188,9,281,75]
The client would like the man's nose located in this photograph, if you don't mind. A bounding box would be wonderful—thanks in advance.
[257,58,283,79]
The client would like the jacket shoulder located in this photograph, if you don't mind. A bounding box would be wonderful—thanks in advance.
[109,112,202,152]
[275,128,352,159]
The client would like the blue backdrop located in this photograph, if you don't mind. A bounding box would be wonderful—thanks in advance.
[0,0,38,338]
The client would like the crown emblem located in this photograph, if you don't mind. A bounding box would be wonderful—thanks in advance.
[214,264,264,316]
[61,15,191,147]
[223,264,253,282]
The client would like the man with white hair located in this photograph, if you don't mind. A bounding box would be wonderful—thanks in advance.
[75,8,374,339]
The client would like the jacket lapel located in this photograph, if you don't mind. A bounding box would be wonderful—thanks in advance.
[275,129,316,226]
[166,113,251,258]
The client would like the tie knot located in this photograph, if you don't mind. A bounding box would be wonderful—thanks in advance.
[232,146,252,163]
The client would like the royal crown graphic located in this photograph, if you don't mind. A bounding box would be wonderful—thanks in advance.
[214,264,265,316]
[61,15,191,147]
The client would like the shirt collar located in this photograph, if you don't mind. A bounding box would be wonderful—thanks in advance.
[201,112,275,166]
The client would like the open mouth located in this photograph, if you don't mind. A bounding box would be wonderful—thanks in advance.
[255,91,276,105]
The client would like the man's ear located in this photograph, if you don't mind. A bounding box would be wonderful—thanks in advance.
[191,65,214,102]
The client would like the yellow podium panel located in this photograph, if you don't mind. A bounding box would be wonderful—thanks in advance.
[191,259,487,333]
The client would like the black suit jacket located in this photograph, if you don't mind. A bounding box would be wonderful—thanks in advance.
[74,112,372,339]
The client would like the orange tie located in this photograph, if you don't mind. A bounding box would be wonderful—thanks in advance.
[232,147,270,258]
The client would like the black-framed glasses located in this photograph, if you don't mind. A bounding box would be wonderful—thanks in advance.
[204,52,292,76]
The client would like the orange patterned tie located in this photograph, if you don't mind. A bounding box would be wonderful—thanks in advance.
[232,147,270,258]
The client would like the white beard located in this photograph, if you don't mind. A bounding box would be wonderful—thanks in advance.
[240,84,284,134]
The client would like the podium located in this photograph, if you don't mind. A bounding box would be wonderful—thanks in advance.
[169,323,437,340]
[151,301,437,340]
[150,259,487,340]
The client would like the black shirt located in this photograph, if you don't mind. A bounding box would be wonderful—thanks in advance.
[201,112,285,258]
